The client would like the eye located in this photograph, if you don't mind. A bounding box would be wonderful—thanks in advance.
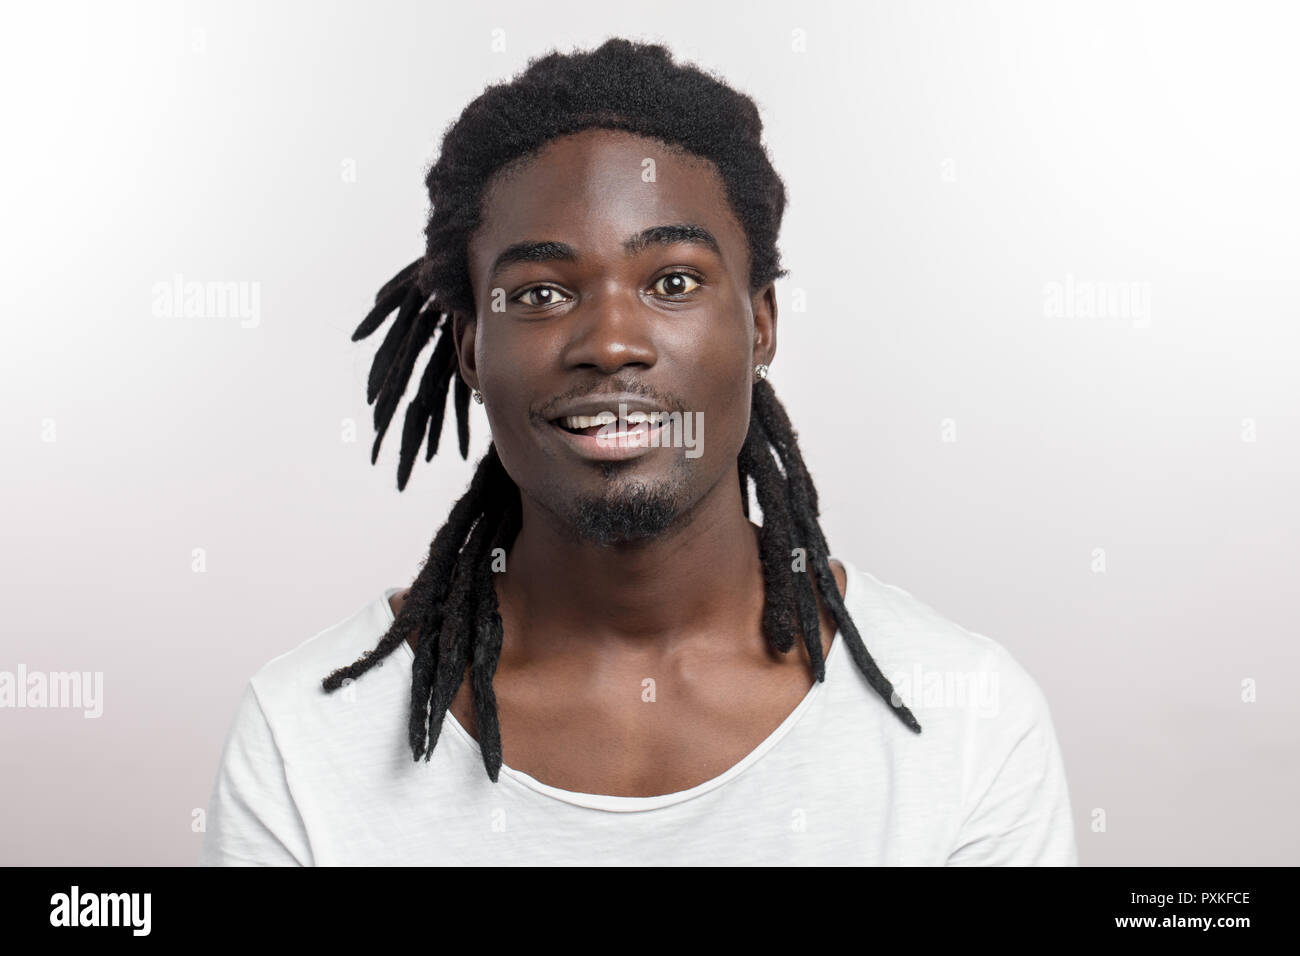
[650,271,703,298]
[511,285,571,308]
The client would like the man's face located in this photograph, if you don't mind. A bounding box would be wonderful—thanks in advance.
[457,128,775,546]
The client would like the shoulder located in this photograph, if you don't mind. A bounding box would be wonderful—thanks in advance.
[834,558,1077,864]
[242,589,404,725]
[200,591,402,867]
[833,557,1060,737]
[837,558,1016,672]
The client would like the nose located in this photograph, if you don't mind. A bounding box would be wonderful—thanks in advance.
[561,285,658,375]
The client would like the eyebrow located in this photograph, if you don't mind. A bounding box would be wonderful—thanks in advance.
[487,223,722,282]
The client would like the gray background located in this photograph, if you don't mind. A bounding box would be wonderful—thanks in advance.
[2,0,1296,865]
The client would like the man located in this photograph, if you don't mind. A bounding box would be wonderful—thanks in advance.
[200,38,1077,865]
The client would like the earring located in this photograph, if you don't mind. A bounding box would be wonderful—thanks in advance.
[754,363,769,381]
[472,389,484,404]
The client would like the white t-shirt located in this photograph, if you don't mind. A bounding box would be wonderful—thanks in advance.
[199,557,1078,865]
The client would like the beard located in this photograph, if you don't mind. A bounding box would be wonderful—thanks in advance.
[563,468,684,546]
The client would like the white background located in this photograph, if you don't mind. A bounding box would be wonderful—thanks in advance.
[1,0,1297,865]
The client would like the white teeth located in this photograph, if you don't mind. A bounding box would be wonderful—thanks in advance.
[565,412,617,429]
[558,411,669,429]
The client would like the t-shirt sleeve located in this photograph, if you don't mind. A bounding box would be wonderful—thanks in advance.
[946,645,1078,866]
[199,681,314,866]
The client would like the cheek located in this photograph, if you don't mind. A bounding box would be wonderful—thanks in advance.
[473,329,568,490]
[691,356,753,462]
[475,321,534,407]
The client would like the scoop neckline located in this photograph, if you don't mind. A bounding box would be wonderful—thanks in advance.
[380,558,852,812]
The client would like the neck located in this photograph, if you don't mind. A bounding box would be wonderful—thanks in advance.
[497,467,762,655]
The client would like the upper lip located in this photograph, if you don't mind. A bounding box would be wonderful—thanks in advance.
[548,394,671,422]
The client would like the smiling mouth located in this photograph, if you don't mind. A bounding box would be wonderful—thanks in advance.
[550,411,672,437]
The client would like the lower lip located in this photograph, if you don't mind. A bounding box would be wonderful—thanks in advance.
[548,420,671,462]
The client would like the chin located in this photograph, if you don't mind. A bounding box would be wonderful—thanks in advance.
[565,483,681,545]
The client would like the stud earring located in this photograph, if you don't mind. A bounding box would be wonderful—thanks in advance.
[754,363,769,381]
[472,389,484,404]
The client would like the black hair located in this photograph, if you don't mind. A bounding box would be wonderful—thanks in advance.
[322,38,921,782]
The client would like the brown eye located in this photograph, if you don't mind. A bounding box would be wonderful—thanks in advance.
[514,286,568,307]
[652,272,702,297]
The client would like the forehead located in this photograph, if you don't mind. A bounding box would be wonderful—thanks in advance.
[467,129,748,280]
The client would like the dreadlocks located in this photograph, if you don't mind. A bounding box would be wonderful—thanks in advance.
[322,37,922,783]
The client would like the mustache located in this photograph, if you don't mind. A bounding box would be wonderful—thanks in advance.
[532,380,681,422]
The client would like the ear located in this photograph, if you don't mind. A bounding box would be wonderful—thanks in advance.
[751,282,777,369]
[452,309,480,392]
